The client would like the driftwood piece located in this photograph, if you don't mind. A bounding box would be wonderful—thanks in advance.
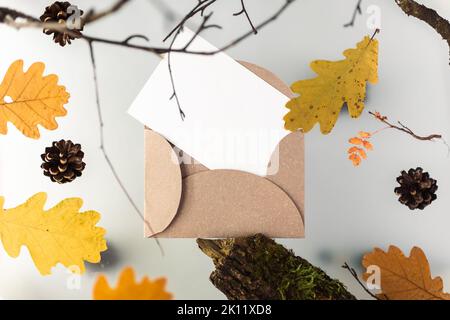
[197,234,356,300]
[395,0,450,64]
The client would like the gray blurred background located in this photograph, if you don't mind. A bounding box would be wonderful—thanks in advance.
[0,0,449,299]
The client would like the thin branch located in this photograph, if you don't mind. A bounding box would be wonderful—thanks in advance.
[395,0,450,65]
[233,0,257,34]
[122,34,150,45]
[83,0,132,24]
[342,262,381,300]
[0,7,39,23]
[0,0,294,56]
[167,28,186,120]
[369,111,443,141]
[344,0,363,27]
[163,0,217,42]
[87,42,163,254]
[189,0,295,55]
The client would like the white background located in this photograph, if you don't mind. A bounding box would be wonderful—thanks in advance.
[0,0,449,299]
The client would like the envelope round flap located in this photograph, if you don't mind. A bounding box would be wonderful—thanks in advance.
[157,170,304,238]
[144,129,182,236]
[266,131,305,220]
[174,148,209,178]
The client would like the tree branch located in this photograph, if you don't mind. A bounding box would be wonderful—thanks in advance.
[344,0,363,27]
[369,111,443,141]
[83,0,132,24]
[233,0,257,34]
[0,0,294,56]
[198,234,357,300]
[342,262,381,300]
[0,7,39,23]
[87,41,163,254]
[395,0,450,65]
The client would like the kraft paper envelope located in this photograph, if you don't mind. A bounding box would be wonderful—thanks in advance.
[143,61,304,238]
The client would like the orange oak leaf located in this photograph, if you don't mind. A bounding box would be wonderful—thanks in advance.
[0,60,70,139]
[93,267,173,300]
[362,246,450,300]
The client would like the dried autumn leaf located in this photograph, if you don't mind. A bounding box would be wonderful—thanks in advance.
[348,146,359,154]
[284,36,378,134]
[349,137,364,145]
[0,193,107,275]
[363,140,373,150]
[362,246,450,300]
[349,153,361,166]
[93,267,173,300]
[358,131,371,138]
[0,60,69,139]
[348,146,367,159]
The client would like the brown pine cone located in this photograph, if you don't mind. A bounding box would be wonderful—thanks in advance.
[41,140,86,184]
[40,1,84,47]
[394,167,438,210]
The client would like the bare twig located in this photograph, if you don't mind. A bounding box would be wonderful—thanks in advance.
[344,0,363,27]
[233,0,257,34]
[192,0,295,55]
[87,42,163,254]
[0,0,293,55]
[342,262,381,300]
[0,7,39,23]
[369,111,443,141]
[163,0,217,42]
[167,28,186,120]
[83,0,132,24]
[0,0,292,119]
[165,8,222,120]
[122,34,150,45]
[395,0,450,65]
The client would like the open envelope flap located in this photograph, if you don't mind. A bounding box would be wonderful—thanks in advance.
[266,131,305,221]
[144,129,305,238]
[144,129,182,236]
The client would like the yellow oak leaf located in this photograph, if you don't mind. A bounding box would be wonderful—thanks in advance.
[0,193,107,275]
[284,35,378,134]
[93,267,173,300]
[0,60,70,139]
[362,246,450,300]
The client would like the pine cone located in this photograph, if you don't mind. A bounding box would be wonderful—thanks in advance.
[40,1,84,47]
[394,167,437,210]
[41,140,86,184]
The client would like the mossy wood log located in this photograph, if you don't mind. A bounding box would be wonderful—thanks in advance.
[197,234,356,300]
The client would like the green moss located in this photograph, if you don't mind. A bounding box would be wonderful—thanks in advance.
[251,235,354,300]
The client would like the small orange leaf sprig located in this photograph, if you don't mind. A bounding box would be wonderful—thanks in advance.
[348,131,374,166]
[348,111,444,167]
